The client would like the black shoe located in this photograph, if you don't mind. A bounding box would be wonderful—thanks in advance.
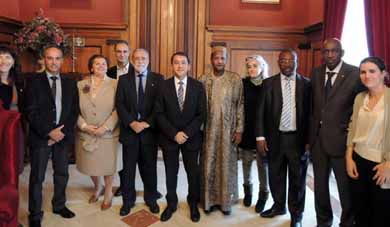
[155,191,163,199]
[114,187,122,197]
[119,204,131,216]
[260,207,286,218]
[147,202,160,214]
[53,207,75,219]
[243,184,253,207]
[290,219,302,227]
[189,204,200,222]
[222,210,231,215]
[160,207,176,222]
[29,220,41,227]
[255,191,269,213]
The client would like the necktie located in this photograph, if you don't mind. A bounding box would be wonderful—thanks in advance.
[281,77,292,129]
[50,76,57,99]
[137,74,144,116]
[178,81,184,111]
[325,72,336,101]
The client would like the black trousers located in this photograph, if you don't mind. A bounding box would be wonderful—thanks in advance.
[350,152,390,227]
[121,139,158,206]
[28,144,69,221]
[311,140,354,227]
[162,147,200,208]
[268,132,307,220]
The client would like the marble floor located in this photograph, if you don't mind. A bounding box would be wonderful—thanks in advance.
[18,155,342,227]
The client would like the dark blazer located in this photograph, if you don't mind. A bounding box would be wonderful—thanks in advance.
[25,72,79,148]
[115,71,163,145]
[308,62,366,157]
[155,77,207,152]
[107,64,134,79]
[255,73,311,155]
[239,78,262,150]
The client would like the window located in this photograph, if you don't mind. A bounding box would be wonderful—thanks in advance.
[341,0,369,66]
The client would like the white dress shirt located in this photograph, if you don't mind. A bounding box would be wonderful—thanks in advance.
[279,73,297,132]
[325,61,343,86]
[46,71,62,124]
[117,62,130,77]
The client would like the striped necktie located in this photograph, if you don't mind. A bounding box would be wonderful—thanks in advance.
[177,81,184,111]
[281,77,292,129]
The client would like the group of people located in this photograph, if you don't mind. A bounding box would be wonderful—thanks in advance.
[1,37,390,227]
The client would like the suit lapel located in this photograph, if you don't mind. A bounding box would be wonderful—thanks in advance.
[327,63,349,100]
[181,77,192,114]
[41,73,55,104]
[295,74,304,130]
[273,74,283,126]
[59,75,68,123]
[127,73,138,111]
[316,66,327,106]
[144,72,156,108]
[169,78,182,114]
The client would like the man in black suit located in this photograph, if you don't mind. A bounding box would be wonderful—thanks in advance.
[25,46,79,227]
[155,52,206,222]
[309,38,365,227]
[256,49,310,227]
[116,48,163,216]
[107,40,134,80]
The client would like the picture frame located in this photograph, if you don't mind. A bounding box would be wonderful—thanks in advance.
[241,0,280,4]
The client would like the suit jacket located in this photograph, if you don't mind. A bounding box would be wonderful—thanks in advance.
[255,73,311,155]
[25,72,79,148]
[308,62,366,157]
[107,64,134,80]
[77,77,119,140]
[155,76,207,152]
[115,71,163,145]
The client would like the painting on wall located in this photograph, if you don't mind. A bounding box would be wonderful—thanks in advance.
[50,0,93,9]
[241,0,280,4]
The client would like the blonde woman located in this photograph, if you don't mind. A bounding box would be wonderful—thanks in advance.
[238,55,269,212]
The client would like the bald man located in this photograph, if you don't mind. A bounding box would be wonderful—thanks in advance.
[308,38,366,227]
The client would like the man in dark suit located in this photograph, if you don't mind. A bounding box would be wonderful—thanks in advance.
[25,46,79,227]
[309,38,365,227]
[155,52,206,222]
[107,40,134,80]
[256,49,310,227]
[116,48,163,216]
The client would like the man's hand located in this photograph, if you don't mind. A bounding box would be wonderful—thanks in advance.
[175,131,188,144]
[130,121,145,134]
[256,139,268,156]
[48,139,56,146]
[48,125,65,142]
[139,121,150,129]
[232,132,242,145]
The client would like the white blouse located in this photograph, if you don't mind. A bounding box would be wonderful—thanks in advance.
[353,94,385,163]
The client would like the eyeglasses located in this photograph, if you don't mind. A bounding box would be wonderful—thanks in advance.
[278,59,295,63]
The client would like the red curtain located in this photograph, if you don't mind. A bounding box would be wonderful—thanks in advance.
[323,0,348,40]
[364,0,390,68]
[0,101,22,227]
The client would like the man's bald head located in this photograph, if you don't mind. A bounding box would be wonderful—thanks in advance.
[322,38,344,70]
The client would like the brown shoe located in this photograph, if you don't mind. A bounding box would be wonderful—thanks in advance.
[88,195,99,203]
[101,198,113,210]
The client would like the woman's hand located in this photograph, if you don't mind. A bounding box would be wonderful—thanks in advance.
[94,126,107,137]
[84,125,98,135]
[346,156,359,179]
[373,161,390,186]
